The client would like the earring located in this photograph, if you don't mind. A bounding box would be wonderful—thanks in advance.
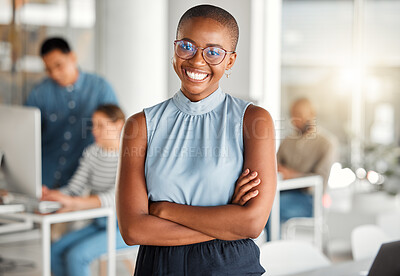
[171,57,174,65]
[225,69,232,78]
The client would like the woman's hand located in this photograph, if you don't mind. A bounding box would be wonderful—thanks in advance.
[231,169,261,206]
[41,187,75,212]
[41,186,64,201]
[42,187,102,213]
[149,168,261,219]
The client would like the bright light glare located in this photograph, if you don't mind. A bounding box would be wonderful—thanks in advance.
[365,77,382,102]
[355,168,367,179]
[335,63,366,95]
[377,174,385,185]
[367,170,380,184]
[339,65,364,85]
[328,162,356,189]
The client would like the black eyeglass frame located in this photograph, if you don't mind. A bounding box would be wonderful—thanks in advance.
[174,39,235,65]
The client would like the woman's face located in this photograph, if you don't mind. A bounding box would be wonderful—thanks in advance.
[92,112,123,148]
[173,17,237,102]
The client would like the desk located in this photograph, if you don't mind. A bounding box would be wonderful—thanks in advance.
[0,204,33,234]
[270,175,323,249]
[1,207,116,276]
[0,204,25,214]
[288,258,373,276]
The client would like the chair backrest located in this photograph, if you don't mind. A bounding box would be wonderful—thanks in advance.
[377,212,400,240]
[259,240,330,275]
[351,224,391,261]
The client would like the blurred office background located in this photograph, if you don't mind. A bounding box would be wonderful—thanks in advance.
[0,0,399,274]
[1,0,400,172]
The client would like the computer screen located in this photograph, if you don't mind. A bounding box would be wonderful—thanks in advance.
[0,104,42,199]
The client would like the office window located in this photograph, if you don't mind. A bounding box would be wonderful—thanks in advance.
[281,0,354,165]
[364,0,400,146]
[0,0,96,105]
[281,0,400,170]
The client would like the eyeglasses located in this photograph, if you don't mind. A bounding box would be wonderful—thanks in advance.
[174,40,235,65]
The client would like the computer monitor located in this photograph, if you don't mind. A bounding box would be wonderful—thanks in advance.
[0,104,42,199]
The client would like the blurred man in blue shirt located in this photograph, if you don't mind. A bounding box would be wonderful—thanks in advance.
[26,37,118,189]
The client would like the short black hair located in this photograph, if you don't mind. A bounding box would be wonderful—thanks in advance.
[176,4,239,51]
[40,37,71,56]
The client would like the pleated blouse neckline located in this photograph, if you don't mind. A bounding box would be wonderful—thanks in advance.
[172,88,225,115]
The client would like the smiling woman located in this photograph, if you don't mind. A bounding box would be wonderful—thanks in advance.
[116,4,277,275]
[172,16,237,102]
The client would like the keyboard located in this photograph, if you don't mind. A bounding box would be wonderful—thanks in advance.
[37,201,63,214]
[0,203,25,214]
[6,193,62,214]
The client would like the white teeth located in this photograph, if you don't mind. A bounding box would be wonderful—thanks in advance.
[186,70,208,80]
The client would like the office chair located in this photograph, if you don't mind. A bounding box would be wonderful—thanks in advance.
[351,224,391,261]
[259,240,330,275]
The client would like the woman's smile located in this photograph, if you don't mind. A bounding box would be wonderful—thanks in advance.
[183,67,210,82]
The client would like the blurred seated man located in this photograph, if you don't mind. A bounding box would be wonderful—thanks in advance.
[276,98,337,225]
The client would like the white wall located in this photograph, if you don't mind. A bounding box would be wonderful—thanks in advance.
[99,0,280,127]
[100,0,168,117]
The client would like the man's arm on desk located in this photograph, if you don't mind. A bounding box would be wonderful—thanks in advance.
[278,164,307,180]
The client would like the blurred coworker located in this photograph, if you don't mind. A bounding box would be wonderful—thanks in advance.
[42,104,130,276]
[25,37,118,189]
[277,98,337,223]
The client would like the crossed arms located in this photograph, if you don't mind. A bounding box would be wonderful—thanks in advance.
[116,104,277,246]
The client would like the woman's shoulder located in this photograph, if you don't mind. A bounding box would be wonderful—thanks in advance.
[244,104,272,118]
[125,111,147,132]
[122,112,147,145]
[243,104,274,137]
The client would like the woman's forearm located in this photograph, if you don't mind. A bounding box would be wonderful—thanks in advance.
[73,195,101,210]
[150,202,266,240]
[119,212,215,246]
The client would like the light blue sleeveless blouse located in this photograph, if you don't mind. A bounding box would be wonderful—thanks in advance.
[144,88,251,207]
